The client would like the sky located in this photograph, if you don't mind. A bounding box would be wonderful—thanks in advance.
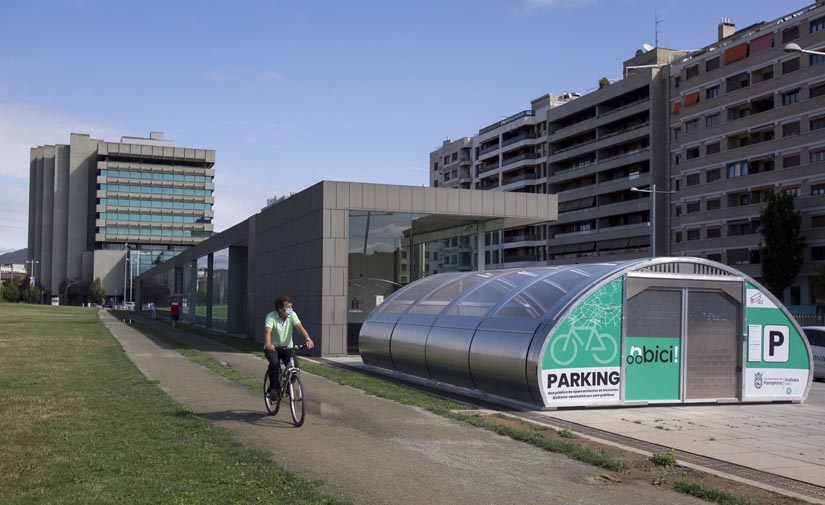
[0,0,811,253]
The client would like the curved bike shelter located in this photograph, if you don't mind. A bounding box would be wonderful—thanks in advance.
[358,257,814,409]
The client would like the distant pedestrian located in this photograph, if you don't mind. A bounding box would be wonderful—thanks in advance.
[150,302,157,319]
[169,298,180,329]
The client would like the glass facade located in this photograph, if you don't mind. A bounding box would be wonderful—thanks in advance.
[346,211,483,352]
[212,249,230,332]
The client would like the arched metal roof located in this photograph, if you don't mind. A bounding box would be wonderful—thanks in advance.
[373,262,628,321]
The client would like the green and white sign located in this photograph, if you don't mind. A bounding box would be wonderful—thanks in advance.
[744,282,810,399]
[624,337,680,401]
[541,279,623,405]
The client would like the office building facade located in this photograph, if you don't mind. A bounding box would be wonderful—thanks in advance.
[669,2,825,304]
[28,132,215,301]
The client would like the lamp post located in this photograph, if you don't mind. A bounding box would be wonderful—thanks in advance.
[25,259,39,286]
[123,243,129,306]
[129,250,147,305]
[784,43,825,57]
[631,184,677,257]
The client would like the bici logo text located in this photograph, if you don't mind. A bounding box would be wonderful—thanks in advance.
[626,345,679,365]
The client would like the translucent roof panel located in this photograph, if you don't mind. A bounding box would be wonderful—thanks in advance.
[378,273,464,314]
[409,272,498,315]
[445,269,556,318]
[493,277,567,319]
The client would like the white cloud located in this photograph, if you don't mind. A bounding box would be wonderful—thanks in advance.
[0,101,126,251]
[210,170,269,233]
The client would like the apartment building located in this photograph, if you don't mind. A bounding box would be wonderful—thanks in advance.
[430,137,472,190]
[28,132,215,301]
[669,2,825,304]
[545,49,683,264]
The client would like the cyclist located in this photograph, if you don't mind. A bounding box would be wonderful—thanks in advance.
[264,296,314,399]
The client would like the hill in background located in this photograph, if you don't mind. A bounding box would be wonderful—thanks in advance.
[0,248,27,264]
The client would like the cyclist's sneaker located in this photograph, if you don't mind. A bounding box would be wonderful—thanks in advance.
[266,388,277,400]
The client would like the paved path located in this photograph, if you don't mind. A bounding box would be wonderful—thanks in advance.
[100,311,707,505]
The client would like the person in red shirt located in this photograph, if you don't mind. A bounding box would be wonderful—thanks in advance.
[169,297,181,329]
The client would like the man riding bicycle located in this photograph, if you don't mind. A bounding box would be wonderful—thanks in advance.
[264,296,314,399]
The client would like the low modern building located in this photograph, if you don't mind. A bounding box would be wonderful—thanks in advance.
[136,181,557,356]
[28,132,215,301]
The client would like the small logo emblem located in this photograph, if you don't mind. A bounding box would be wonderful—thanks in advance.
[754,372,763,389]
[750,292,763,305]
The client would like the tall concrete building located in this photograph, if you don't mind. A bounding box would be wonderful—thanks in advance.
[28,132,215,301]
[669,2,825,305]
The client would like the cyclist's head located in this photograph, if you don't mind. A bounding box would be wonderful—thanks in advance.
[274,296,292,311]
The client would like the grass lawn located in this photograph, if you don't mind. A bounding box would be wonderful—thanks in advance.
[0,304,346,505]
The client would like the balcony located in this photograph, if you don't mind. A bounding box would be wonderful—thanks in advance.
[477,179,499,190]
[477,162,499,175]
[502,152,537,167]
[503,234,539,244]
[502,131,537,148]
[478,143,500,157]
[502,253,539,264]
[502,172,537,185]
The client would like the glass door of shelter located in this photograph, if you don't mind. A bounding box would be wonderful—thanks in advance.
[625,288,682,401]
[684,290,741,401]
[625,278,743,403]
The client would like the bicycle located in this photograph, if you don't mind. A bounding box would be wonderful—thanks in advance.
[263,345,305,426]
[549,326,618,366]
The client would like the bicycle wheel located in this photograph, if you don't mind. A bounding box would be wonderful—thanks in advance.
[288,373,305,427]
[263,371,281,416]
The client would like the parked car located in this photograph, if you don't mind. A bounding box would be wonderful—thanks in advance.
[801,326,825,380]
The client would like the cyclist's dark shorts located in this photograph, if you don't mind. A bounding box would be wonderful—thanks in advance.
[171,315,179,321]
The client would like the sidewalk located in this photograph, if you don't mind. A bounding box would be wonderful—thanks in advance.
[100,310,710,505]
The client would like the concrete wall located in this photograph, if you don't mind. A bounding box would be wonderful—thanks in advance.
[40,147,55,294]
[92,250,128,299]
[51,145,70,292]
[67,134,99,280]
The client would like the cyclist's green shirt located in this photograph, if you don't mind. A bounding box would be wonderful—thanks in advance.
[264,311,301,347]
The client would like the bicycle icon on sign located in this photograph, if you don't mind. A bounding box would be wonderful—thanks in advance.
[549,327,618,366]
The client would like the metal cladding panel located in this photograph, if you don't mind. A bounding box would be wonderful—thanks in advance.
[426,326,477,389]
[432,315,484,330]
[390,323,431,377]
[359,320,396,370]
[469,329,537,403]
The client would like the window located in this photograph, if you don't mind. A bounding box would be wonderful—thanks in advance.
[686,65,699,79]
[706,169,721,183]
[782,121,800,137]
[813,246,825,261]
[812,150,825,163]
[811,16,825,33]
[675,206,682,216]
[727,161,749,178]
[707,226,721,239]
[687,229,700,240]
[783,187,800,197]
[812,53,825,66]
[433,162,438,171]
[674,231,682,243]
[812,215,825,227]
[672,127,680,140]
[811,116,825,131]
[782,25,800,43]
[782,58,800,74]
[812,183,825,196]
[685,119,699,133]
[674,76,681,89]
[750,33,774,54]
[684,92,700,106]
[706,85,720,99]
[706,57,720,72]
[706,114,720,128]
[687,201,700,213]
[707,253,722,262]
[707,198,721,210]
[811,82,825,99]
[784,154,801,168]
[687,173,700,186]
[783,89,800,106]
[686,147,700,160]
[706,142,721,155]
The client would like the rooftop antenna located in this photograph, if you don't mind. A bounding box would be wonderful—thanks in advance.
[655,10,664,48]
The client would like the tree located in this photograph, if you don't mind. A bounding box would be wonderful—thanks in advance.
[759,192,805,298]
[599,77,611,89]
[2,282,19,303]
[89,278,106,305]
[22,284,41,304]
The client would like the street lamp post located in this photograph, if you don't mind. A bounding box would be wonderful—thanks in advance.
[631,184,677,257]
[25,259,39,286]
[784,43,825,57]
